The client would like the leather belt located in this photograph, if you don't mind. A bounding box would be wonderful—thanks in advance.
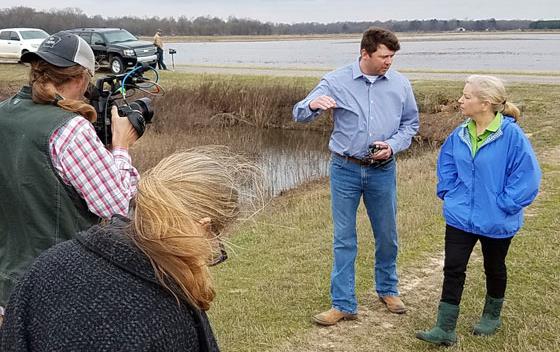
[333,152,394,167]
[333,152,371,166]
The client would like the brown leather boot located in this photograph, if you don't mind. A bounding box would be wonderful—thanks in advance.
[312,308,357,326]
[380,295,407,314]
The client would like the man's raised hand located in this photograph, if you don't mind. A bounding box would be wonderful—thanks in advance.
[309,95,337,111]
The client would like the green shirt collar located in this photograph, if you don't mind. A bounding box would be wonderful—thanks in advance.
[467,112,503,137]
[467,112,503,157]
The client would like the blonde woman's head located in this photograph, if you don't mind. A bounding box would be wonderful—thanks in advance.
[464,75,521,121]
[132,147,261,310]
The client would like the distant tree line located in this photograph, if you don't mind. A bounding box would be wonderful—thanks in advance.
[529,20,560,29]
[0,6,540,37]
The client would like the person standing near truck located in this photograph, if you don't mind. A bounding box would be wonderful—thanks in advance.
[153,29,167,70]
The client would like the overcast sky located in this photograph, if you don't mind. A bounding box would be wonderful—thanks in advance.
[3,0,558,23]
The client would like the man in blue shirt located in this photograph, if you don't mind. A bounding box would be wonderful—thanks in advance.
[293,27,419,326]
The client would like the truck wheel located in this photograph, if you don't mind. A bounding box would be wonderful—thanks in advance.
[18,49,29,64]
[110,56,124,74]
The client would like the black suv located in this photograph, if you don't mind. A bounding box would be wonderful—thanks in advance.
[64,28,157,74]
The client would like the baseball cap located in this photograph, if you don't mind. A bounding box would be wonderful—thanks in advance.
[21,32,95,76]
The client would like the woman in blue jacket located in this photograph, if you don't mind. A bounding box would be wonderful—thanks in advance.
[416,75,541,346]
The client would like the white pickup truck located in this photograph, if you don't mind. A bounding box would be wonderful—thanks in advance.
[0,28,49,61]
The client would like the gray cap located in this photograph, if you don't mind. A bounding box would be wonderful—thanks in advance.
[21,32,95,76]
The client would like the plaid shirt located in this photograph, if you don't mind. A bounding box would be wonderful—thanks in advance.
[49,116,139,219]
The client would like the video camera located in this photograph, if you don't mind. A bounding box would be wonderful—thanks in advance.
[86,64,158,146]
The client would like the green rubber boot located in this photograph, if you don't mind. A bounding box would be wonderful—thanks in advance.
[473,295,504,336]
[416,302,459,346]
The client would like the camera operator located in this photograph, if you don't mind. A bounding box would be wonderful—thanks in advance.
[0,33,139,313]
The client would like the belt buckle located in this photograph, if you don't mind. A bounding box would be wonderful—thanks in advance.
[361,157,374,166]
[370,157,393,167]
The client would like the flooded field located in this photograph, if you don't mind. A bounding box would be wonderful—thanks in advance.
[163,32,560,73]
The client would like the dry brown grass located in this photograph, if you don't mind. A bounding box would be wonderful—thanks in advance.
[0,73,463,175]
[0,68,463,145]
[151,80,331,132]
[0,84,21,101]
[127,78,461,176]
[147,78,461,146]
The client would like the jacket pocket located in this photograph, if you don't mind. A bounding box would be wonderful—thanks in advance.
[473,192,521,236]
[442,181,470,227]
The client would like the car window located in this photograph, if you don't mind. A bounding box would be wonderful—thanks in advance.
[20,30,49,40]
[9,32,20,41]
[78,33,92,44]
[0,31,9,40]
[91,33,105,45]
[103,30,137,44]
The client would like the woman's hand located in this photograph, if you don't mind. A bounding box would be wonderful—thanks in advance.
[111,105,138,149]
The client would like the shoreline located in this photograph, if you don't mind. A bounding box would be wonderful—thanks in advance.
[167,64,560,84]
[140,30,560,43]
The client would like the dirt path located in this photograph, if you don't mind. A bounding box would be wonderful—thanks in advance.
[269,144,558,352]
[270,254,449,352]
[2,60,556,84]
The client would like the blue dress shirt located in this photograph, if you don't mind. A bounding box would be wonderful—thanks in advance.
[293,58,419,159]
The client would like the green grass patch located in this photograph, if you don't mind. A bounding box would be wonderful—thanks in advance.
[209,149,446,351]
[206,83,560,351]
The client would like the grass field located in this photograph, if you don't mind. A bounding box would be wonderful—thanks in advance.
[1,64,558,351]
[204,80,560,351]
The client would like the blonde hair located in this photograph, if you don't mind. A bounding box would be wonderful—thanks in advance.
[28,60,97,122]
[132,147,261,310]
[465,75,521,122]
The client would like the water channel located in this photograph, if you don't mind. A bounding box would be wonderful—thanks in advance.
[147,125,428,197]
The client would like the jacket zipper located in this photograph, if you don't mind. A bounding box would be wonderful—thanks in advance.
[458,124,504,232]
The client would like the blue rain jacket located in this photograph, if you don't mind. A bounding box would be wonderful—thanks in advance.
[437,116,541,238]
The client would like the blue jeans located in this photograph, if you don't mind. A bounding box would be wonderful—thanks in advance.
[156,47,167,70]
[329,154,399,314]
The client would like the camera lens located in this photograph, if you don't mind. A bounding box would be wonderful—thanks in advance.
[128,97,154,123]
